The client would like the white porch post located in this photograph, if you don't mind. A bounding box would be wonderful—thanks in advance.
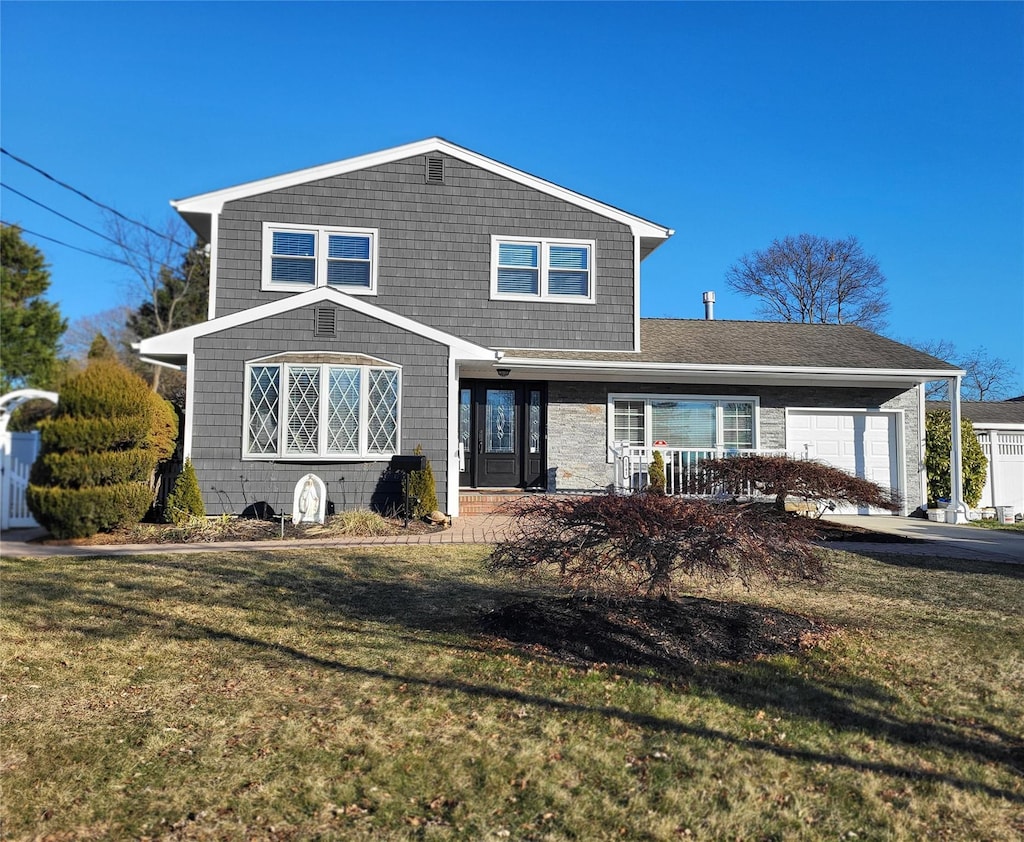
[947,375,968,524]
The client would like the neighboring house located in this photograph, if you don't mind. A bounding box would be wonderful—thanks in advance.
[928,400,1024,516]
[136,138,962,518]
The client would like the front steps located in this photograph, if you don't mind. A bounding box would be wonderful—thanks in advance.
[458,490,541,516]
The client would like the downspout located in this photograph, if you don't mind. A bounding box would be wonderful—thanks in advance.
[947,375,968,524]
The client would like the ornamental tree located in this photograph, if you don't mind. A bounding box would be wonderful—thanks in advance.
[27,358,178,538]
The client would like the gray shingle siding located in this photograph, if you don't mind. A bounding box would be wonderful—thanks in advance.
[214,154,636,350]
[190,304,450,516]
[546,381,924,507]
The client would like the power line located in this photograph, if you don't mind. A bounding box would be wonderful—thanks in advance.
[0,147,191,250]
[1,182,149,257]
[0,220,134,267]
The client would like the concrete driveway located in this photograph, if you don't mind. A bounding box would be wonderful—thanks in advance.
[822,515,1024,564]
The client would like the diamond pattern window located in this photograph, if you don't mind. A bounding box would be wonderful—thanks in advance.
[245,362,399,459]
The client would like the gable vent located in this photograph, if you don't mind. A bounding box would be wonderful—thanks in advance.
[314,307,337,337]
[425,155,445,184]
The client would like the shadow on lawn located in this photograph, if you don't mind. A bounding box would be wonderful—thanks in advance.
[6,550,1023,804]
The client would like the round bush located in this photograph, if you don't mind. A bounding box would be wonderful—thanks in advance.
[27,482,154,539]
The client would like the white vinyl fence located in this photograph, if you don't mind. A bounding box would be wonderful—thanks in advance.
[977,431,1024,517]
[1,430,40,530]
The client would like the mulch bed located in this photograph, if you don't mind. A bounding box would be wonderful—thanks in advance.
[481,594,830,673]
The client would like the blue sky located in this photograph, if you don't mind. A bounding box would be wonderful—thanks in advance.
[2,1,1021,384]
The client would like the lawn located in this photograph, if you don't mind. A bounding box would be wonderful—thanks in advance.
[2,545,1022,840]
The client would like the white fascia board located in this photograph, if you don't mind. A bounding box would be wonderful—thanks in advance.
[489,356,966,384]
[970,422,1024,432]
[134,287,495,361]
[170,138,674,241]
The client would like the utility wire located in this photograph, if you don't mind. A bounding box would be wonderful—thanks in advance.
[1,182,150,258]
[0,220,134,267]
[0,147,191,250]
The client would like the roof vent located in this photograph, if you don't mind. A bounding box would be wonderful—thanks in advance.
[702,291,716,320]
[314,307,337,337]
[425,156,445,184]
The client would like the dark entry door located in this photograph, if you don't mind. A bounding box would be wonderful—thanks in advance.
[477,385,521,487]
[460,381,545,489]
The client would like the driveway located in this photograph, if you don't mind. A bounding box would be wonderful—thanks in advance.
[822,515,1024,564]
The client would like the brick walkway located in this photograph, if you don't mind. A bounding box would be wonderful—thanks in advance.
[0,515,518,559]
[3,514,1021,564]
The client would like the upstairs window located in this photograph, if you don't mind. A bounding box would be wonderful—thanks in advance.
[263,223,377,294]
[491,236,594,303]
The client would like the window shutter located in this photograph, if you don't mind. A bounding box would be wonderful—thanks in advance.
[314,307,337,337]
[426,156,445,184]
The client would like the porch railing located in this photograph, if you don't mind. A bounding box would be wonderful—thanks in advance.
[612,444,801,498]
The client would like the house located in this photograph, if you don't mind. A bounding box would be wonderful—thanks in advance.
[928,400,1024,516]
[136,138,963,519]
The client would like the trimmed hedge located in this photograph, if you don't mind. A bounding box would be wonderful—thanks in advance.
[32,449,155,489]
[39,415,152,454]
[27,358,178,538]
[27,483,154,540]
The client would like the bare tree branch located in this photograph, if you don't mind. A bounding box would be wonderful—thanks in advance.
[726,234,890,331]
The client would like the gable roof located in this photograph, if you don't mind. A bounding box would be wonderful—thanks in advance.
[171,137,674,248]
[497,319,962,384]
[927,400,1024,426]
[134,286,495,364]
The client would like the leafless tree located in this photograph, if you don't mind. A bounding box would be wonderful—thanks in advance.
[62,305,137,364]
[726,234,890,331]
[909,339,1020,401]
[106,215,203,393]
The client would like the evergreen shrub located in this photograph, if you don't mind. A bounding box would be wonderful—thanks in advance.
[647,450,667,495]
[925,410,987,507]
[27,358,178,538]
[165,459,205,524]
[408,444,439,518]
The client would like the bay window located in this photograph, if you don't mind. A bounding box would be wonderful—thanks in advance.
[245,359,399,459]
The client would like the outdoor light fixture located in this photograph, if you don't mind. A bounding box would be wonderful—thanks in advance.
[496,367,511,377]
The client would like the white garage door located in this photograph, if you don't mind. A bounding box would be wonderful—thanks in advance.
[786,410,900,514]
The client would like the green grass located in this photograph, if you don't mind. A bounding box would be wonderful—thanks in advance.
[2,546,1022,840]
[969,518,1024,533]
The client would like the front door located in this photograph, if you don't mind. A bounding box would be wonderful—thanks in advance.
[460,381,546,489]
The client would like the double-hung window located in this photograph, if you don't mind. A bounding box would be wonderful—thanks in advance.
[491,236,594,302]
[245,356,399,459]
[262,223,377,294]
[608,394,757,459]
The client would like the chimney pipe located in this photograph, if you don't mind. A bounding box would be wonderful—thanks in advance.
[703,291,716,320]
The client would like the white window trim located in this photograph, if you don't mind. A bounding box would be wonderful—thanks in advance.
[490,235,596,304]
[243,361,401,461]
[606,393,760,462]
[261,222,379,295]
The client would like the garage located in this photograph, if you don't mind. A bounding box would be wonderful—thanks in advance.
[786,409,902,514]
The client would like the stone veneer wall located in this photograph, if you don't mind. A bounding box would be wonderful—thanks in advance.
[546,381,925,507]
